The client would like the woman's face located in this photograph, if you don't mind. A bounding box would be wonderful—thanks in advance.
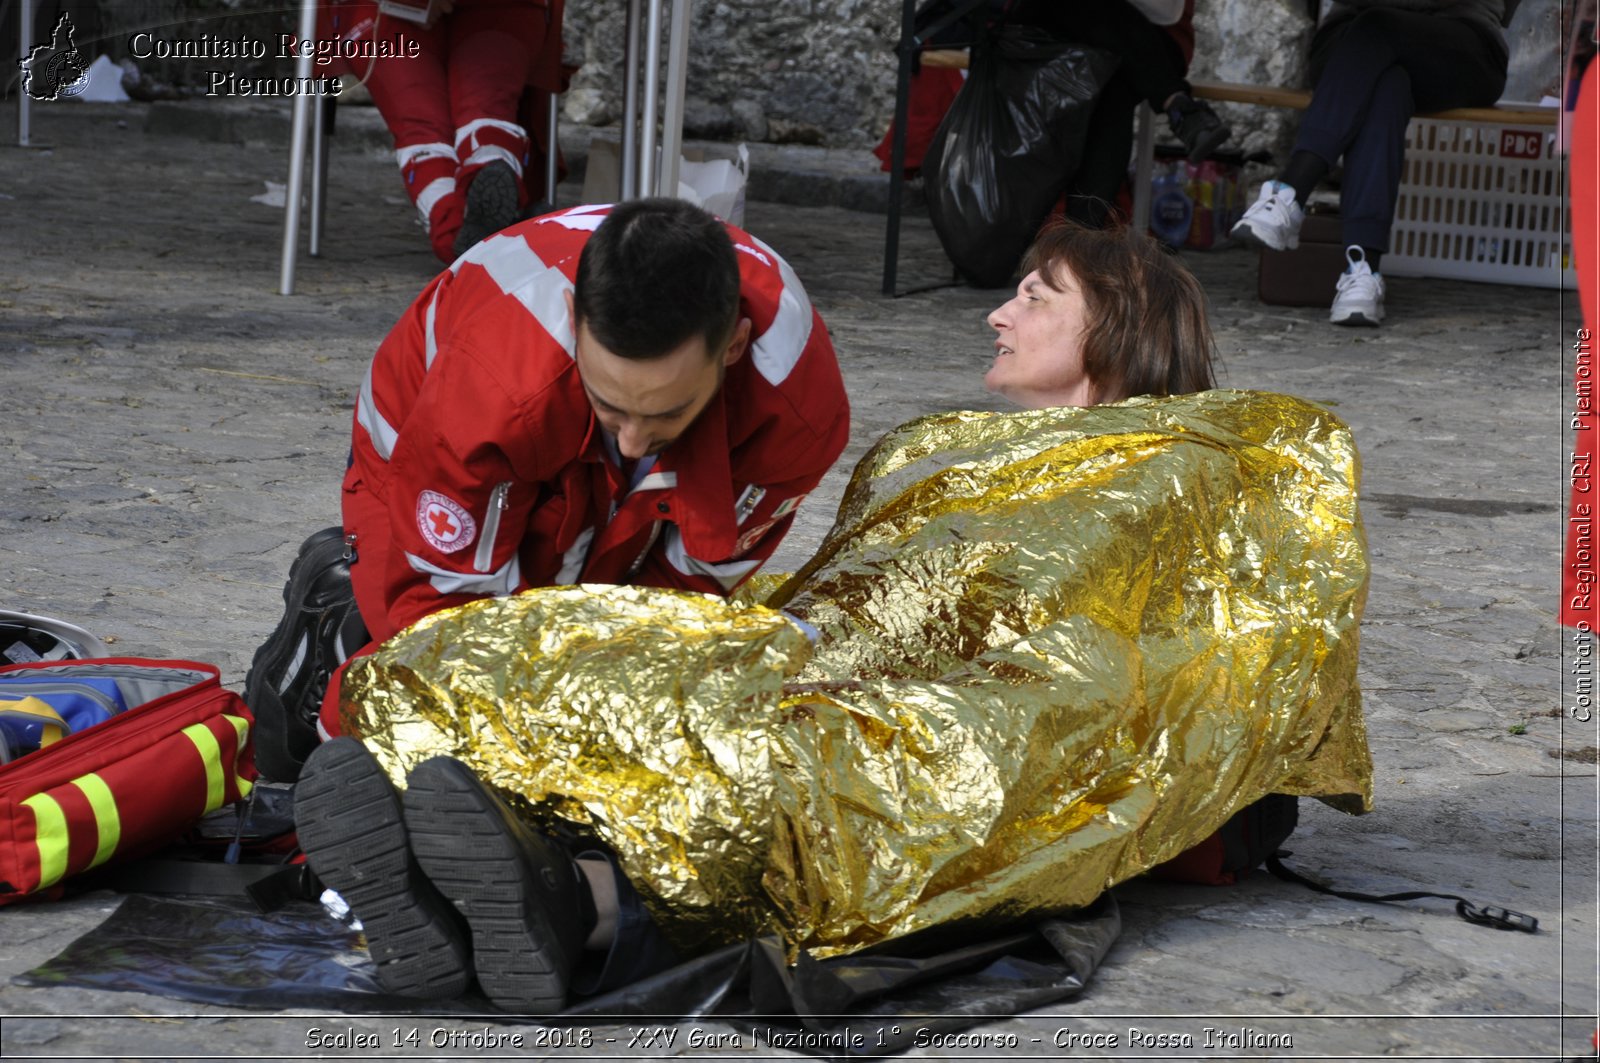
[984,264,1099,409]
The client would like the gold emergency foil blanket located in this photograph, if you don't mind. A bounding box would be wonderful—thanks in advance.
[344,389,1372,959]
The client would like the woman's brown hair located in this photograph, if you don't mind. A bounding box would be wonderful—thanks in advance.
[1020,219,1217,402]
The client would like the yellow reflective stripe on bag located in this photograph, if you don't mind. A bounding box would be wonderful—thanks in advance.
[19,774,125,890]
[224,714,254,801]
[19,792,69,889]
[73,773,121,870]
[181,722,228,814]
[181,716,254,811]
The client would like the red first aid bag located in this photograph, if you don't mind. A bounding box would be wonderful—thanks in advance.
[0,658,255,906]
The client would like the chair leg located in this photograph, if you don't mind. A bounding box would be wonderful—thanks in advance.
[544,93,559,207]
[13,0,32,147]
[881,0,989,297]
[620,0,642,200]
[278,0,318,295]
[881,0,916,297]
[1131,103,1156,235]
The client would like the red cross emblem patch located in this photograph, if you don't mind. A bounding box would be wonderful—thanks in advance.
[416,490,477,553]
[733,519,777,558]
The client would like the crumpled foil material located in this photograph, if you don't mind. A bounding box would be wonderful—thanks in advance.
[343,389,1372,959]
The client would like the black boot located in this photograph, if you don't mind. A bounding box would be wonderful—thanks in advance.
[1166,93,1231,162]
[452,160,523,258]
[244,528,369,783]
[403,756,593,1014]
[294,738,474,998]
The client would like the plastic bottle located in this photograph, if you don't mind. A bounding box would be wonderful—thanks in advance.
[1149,160,1194,248]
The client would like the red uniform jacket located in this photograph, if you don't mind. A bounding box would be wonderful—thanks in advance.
[341,203,850,645]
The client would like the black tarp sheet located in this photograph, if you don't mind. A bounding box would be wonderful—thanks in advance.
[16,892,1120,1058]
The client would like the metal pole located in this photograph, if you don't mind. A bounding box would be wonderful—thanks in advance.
[1131,103,1156,235]
[19,0,32,147]
[277,0,317,295]
[310,94,329,257]
[657,0,691,198]
[881,0,916,296]
[544,92,559,206]
[639,0,663,200]
[620,0,642,199]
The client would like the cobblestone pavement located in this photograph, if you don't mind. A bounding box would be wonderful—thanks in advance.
[0,101,1596,1060]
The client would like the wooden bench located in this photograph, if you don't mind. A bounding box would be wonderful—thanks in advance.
[1187,79,1556,128]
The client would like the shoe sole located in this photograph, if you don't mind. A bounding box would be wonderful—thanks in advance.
[404,759,571,1014]
[1331,311,1381,327]
[244,527,347,783]
[1231,219,1299,252]
[295,738,472,999]
[453,163,522,258]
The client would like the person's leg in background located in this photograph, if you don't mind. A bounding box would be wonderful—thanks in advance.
[1322,64,1410,325]
[1232,7,1505,323]
[446,0,548,256]
[361,21,465,262]
[1311,10,1505,324]
[1020,0,1228,160]
[1063,70,1140,228]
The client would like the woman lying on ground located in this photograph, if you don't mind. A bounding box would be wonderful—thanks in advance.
[303,221,1369,1015]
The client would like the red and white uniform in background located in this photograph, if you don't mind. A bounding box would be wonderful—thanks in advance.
[1562,5,1597,630]
[328,204,849,730]
[318,0,565,261]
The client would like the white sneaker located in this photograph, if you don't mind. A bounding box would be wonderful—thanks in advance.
[1230,180,1304,251]
[1329,246,1385,326]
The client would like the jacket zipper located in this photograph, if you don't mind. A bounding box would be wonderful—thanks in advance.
[475,482,511,573]
[625,520,665,578]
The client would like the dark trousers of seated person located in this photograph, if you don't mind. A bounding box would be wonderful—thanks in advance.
[1012,0,1190,112]
[572,847,682,996]
[1010,0,1190,228]
[1293,8,1507,253]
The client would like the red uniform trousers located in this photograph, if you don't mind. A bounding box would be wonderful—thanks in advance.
[321,0,560,260]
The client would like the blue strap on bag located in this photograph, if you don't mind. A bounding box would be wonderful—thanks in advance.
[0,676,129,761]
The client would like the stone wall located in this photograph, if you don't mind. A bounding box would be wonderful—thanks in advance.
[1187,0,1316,162]
[561,0,905,146]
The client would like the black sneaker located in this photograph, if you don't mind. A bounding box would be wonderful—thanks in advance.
[403,757,590,1014]
[452,160,522,258]
[294,738,473,999]
[244,527,369,783]
[1166,93,1231,162]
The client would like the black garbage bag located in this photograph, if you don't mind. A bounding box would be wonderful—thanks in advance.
[15,893,1120,1059]
[923,28,1120,288]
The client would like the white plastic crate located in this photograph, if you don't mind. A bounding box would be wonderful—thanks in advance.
[1385,116,1573,289]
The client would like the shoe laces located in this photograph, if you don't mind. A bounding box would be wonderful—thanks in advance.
[1336,248,1381,296]
[1253,182,1299,222]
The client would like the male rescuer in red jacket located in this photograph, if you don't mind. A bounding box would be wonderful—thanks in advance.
[242,200,849,1011]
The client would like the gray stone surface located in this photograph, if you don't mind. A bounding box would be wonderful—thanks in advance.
[1189,0,1314,163]
[0,100,1594,1060]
